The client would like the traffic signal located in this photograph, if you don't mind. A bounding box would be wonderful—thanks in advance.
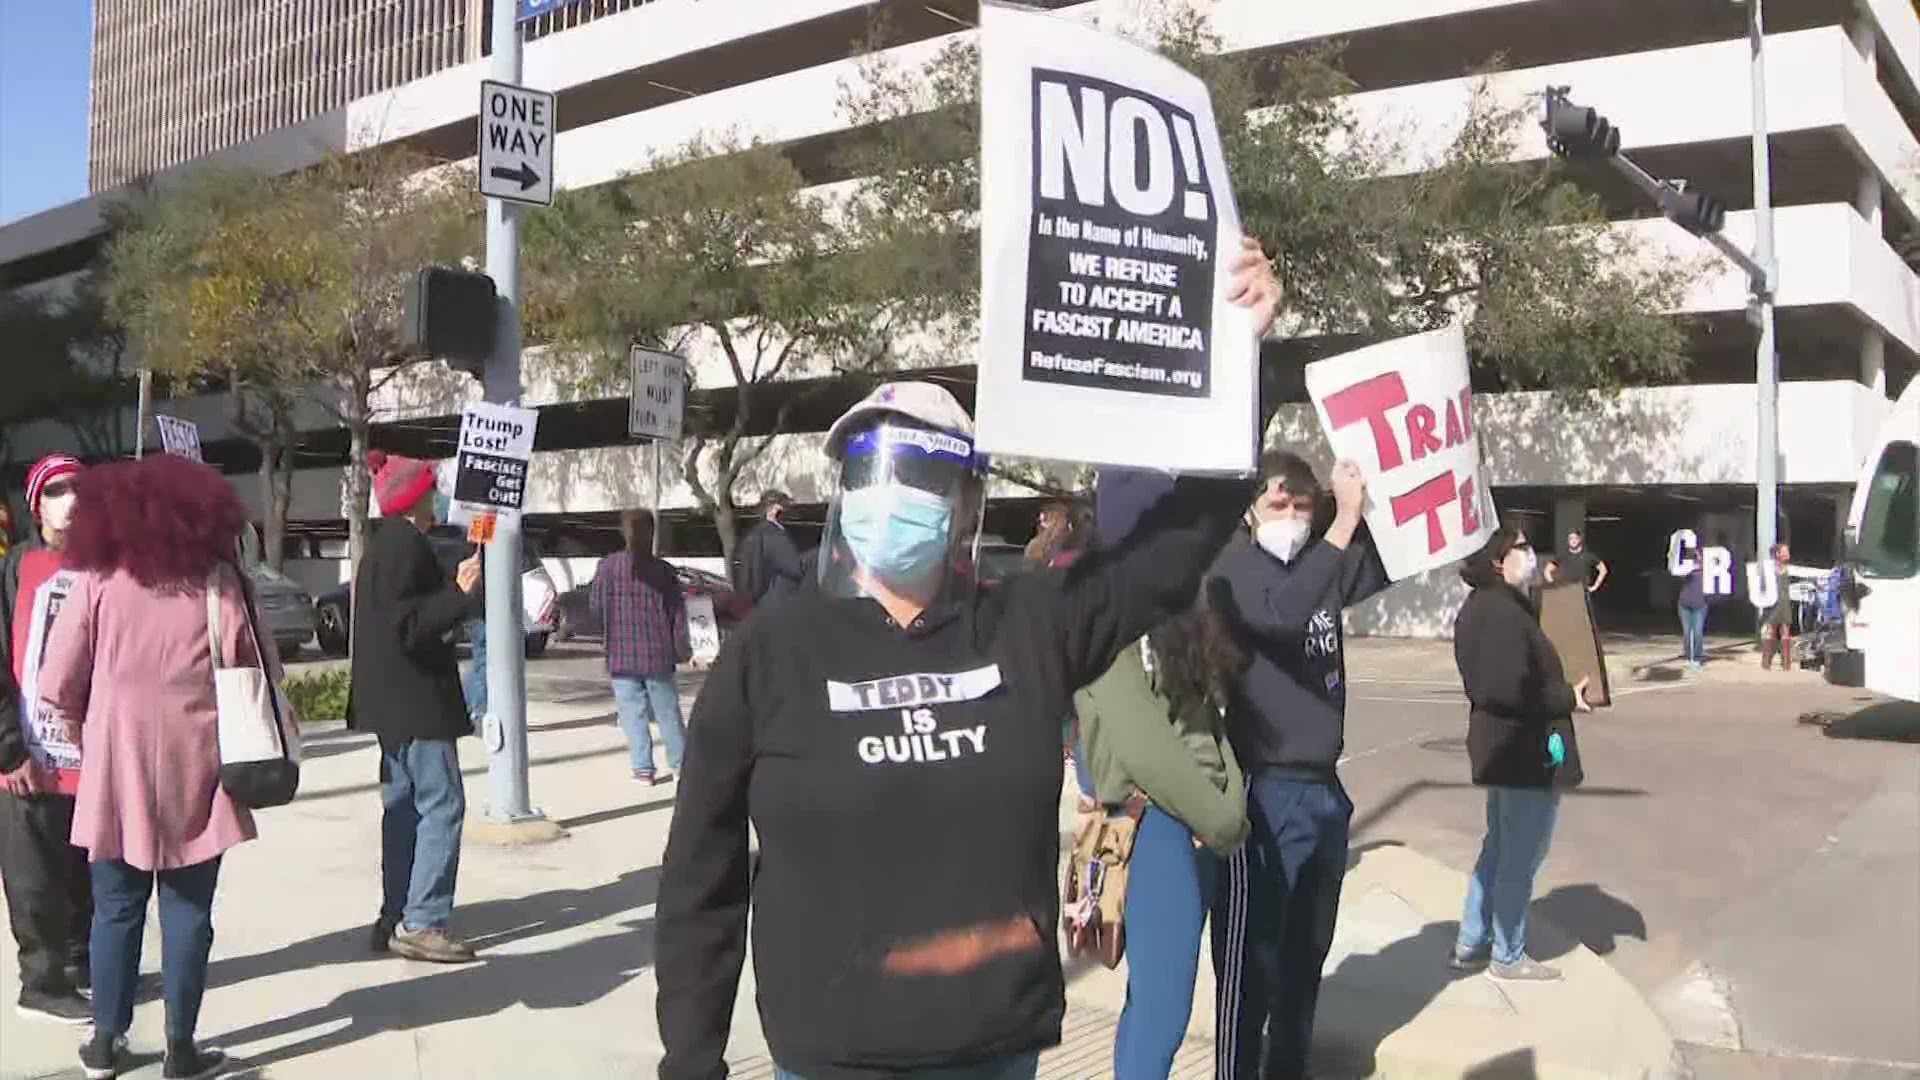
[1541,88,1621,159]
[1662,185,1727,237]
[401,267,498,380]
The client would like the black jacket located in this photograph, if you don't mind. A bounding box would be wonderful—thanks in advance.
[1453,583,1584,790]
[655,475,1251,1080]
[346,517,479,741]
[1208,529,1390,779]
[0,541,37,772]
[736,520,805,608]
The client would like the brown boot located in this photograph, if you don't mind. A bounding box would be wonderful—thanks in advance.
[389,925,477,964]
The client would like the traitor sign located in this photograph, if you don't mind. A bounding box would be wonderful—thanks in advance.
[453,402,539,519]
[478,80,555,206]
[1305,324,1496,580]
[974,2,1255,474]
[154,415,202,462]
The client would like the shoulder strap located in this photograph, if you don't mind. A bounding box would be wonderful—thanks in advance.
[205,568,225,671]
[220,562,288,748]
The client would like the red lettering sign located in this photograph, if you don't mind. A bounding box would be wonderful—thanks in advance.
[1444,397,1467,449]
[1459,474,1482,537]
[1390,471,1459,554]
[1404,404,1441,461]
[1322,372,1409,471]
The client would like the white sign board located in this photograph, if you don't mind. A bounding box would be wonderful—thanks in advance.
[629,347,686,442]
[155,415,202,461]
[16,570,81,773]
[1305,324,1495,580]
[684,594,721,666]
[478,80,555,206]
[453,402,539,519]
[974,2,1255,474]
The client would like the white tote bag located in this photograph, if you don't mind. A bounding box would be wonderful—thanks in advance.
[206,565,302,807]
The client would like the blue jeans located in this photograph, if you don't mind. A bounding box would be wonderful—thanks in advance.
[90,857,220,1042]
[1678,604,1707,664]
[379,737,466,931]
[1114,806,1218,1079]
[1213,773,1351,1080]
[774,1053,1038,1080]
[612,674,685,773]
[462,618,488,720]
[1457,786,1560,966]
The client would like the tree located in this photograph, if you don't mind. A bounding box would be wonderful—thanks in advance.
[0,279,131,464]
[524,138,964,560]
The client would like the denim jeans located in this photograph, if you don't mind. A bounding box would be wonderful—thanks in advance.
[774,1052,1038,1080]
[462,618,489,721]
[90,857,220,1042]
[379,737,466,931]
[1457,786,1560,966]
[611,674,685,772]
[1114,806,1218,1079]
[1678,604,1707,664]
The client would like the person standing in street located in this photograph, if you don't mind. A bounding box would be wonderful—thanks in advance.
[734,490,805,610]
[1206,450,1390,1080]
[37,453,284,1080]
[1451,527,1589,982]
[0,453,93,1026]
[1544,529,1608,595]
[349,452,482,965]
[1759,543,1795,672]
[590,509,690,785]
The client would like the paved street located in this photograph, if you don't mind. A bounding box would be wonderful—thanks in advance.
[0,636,1913,1078]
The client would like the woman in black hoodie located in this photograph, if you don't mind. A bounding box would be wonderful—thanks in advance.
[1450,527,1590,982]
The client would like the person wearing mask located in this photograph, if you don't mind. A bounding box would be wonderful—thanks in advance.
[37,453,290,1079]
[1677,556,1710,673]
[1759,543,1795,672]
[1544,529,1608,595]
[735,490,806,610]
[1450,527,1589,982]
[590,509,691,785]
[654,239,1278,1080]
[349,452,482,965]
[1074,472,1248,1079]
[1206,450,1389,1080]
[0,453,94,1026]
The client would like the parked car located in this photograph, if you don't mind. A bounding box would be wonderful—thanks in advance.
[552,563,752,642]
[314,527,559,658]
[249,563,320,660]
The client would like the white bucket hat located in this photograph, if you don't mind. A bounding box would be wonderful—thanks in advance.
[824,381,976,461]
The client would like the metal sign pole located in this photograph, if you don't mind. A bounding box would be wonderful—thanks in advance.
[134,370,152,458]
[1749,0,1781,558]
[482,0,539,827]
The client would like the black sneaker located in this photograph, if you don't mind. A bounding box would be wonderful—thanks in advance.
[163,1043,228,1079]
[18,988,92,1025]
[78,1032,127,1079]
[370,916,397,954]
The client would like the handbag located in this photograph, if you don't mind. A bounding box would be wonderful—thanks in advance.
[206,564,302,808]
[1060,794,1145,970]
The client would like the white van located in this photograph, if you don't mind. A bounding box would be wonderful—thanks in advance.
[1841,380,1920,701]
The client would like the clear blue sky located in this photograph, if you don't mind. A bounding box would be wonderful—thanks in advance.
[0,0,91,225]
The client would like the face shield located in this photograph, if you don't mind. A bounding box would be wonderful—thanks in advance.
[818,420,987,604]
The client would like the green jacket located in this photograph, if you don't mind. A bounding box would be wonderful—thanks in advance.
[1075,639,1248,852]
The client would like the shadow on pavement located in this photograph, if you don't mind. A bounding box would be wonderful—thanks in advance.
[557,794,677,830]
[1814,701,1920,744]
[1529,883,1648,961]
[1353,780,1649,838]
[209,868,661,1073]
[1463,1046,1538,1078]
[1315,921,1467,1078]
[529,712,618,734]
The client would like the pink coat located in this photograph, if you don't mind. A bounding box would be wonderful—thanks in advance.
[39,565,280,870]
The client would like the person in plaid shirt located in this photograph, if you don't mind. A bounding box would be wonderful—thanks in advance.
[590,510,692,784]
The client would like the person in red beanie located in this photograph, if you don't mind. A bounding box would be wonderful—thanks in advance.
[349,452,482,964]
[0,452,94,1024]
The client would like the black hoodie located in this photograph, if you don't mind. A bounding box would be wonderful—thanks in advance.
[654,474,1250,1080]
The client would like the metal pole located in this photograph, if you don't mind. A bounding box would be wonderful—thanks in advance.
[1750,0,1781,557]
[482,0,538,824]
[652,441,663,556]
[134,370,152,458]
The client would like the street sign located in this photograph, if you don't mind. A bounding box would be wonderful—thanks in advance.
[629,346,686,442]
[154,415,202,462]
[478,80,555,207]
[453,402,540,519]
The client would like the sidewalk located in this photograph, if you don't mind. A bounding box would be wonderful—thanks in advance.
[1,684,1677,1079]
[1350,631,1796,690]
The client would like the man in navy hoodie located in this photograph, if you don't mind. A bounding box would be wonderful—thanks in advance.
[1206,450,1390,1079]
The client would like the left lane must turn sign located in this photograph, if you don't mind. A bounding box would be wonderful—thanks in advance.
[478,80,556,207]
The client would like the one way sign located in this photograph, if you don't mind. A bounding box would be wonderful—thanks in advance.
[478,80,555,206]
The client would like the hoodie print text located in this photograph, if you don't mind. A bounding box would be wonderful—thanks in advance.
[827,664,1002,766]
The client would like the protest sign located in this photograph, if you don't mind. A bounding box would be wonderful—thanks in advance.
[1668,529,1784,609]
[453,402,539,521]
[974,1,1255,473]
[1304,324,1495,580]
[155,415,203,462]
[17,570,82,771]
[685,594,722,667]
[1537,581,1612,708]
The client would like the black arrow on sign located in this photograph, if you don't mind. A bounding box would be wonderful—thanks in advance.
[489,163,541,191]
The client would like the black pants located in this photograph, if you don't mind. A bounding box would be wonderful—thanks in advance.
[0,792,92,995]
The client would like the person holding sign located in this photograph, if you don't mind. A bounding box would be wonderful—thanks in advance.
[1759,543,1795,672]
[1204,450,1390,1079]
[0,453,94,1027]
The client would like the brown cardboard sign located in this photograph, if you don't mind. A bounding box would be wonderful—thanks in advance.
[1537,581,1611,708]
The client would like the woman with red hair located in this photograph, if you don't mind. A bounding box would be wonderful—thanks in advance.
[37,453,283,1080]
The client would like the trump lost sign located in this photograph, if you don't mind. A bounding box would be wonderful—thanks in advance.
[1305,324,1496,580]
[453,402,539,519]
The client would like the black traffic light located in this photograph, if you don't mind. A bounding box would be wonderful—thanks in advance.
[401,267,498,380]
[1661,185,1727,237]
[1541,87,1621,159]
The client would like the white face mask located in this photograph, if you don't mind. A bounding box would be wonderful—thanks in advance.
[1506,548,1538,586]
[38,491,75,536]
[1255,518,1311,563]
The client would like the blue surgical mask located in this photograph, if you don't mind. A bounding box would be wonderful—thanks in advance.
[432,489,452,524]
[838,484,953,584]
